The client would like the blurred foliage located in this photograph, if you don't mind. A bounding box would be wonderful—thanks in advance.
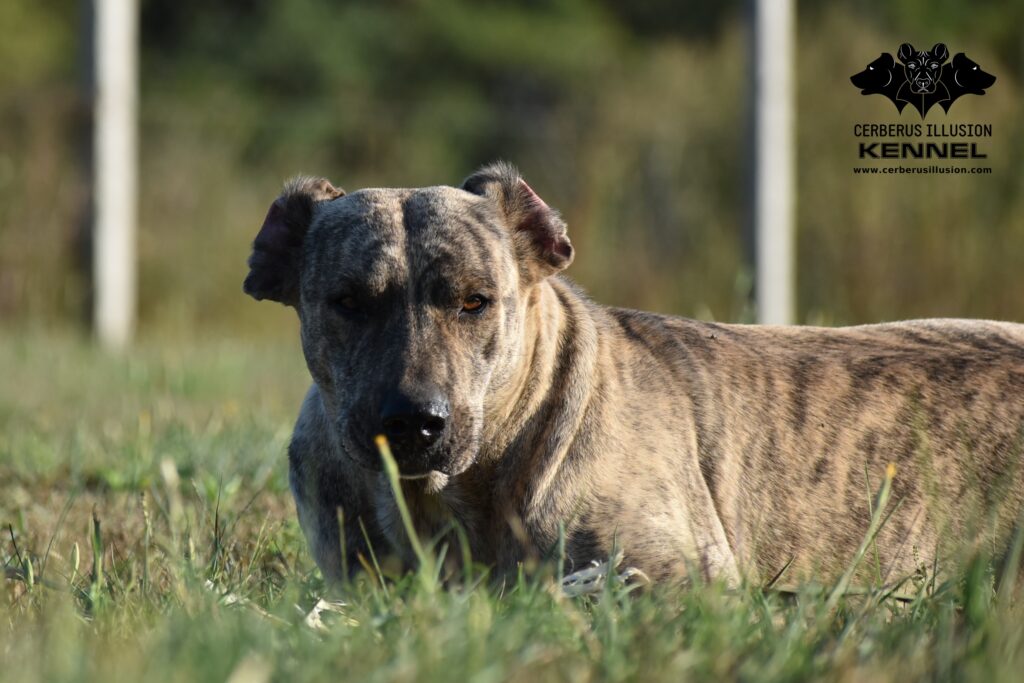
[1,0,1023,341]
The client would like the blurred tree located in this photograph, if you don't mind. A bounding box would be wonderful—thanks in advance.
[1,0,1022,336]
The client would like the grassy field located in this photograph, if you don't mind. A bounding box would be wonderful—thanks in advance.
[3,332,1024,682]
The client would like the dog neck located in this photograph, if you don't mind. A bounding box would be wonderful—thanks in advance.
[478,277,602,523]
[481,280,565,441]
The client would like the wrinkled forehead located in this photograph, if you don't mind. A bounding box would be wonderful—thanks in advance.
[304,186,512,292]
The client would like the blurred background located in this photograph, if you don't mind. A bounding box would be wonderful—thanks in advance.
[1,0,1023,345]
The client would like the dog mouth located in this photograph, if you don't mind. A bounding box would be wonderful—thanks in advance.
[389,446,456,476]
[394,439,479,477]
[341,418,477,477]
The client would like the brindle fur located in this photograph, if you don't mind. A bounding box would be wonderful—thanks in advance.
[245,163,1024,586]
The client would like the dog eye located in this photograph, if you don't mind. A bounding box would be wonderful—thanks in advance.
[461,295,489,315]
[331,295,361,316]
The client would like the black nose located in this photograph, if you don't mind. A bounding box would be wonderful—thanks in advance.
[379,389,450,452]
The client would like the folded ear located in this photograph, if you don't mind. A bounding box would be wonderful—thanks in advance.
[461,162,573,280]
[243,176,344,307]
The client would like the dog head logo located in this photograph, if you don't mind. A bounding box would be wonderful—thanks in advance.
[942,52,997,112]
[850,42,995,117]
[850,52,908,113]
[899,43,947,95]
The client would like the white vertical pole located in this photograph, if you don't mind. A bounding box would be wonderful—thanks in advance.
[93,0,139,349]
[753,0,795,325]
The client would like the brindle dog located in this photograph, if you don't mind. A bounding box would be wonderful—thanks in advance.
[244,162,1024,586]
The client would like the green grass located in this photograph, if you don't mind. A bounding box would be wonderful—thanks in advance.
[3,333,1024,682]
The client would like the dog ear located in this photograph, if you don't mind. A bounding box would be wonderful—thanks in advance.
[243,176,345,307]
[897,43,916,62]
[879,52,895,68]
[461,161,573,279]
[931,43,949,62]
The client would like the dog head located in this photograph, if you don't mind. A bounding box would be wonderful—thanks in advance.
[946,52,996,94]
[850,52,902,94]
[898,42,949,94]
[244,163,572,478]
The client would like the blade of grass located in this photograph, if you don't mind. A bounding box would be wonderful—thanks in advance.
[336,507,349,585]
[825,463,896,612]
[453,519,474,588]
[141,492,151,597]
[374,435,436,593]
[40,490,78,585]
[90,507,104,610]
[765,557,795,591]
[864,462,883,585]
[358,517,389,601]
[997,507,1024,604]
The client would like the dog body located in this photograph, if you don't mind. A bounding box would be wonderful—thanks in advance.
[246,164,1024,585]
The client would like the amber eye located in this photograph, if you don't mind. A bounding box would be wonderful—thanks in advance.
[461,295,489,315]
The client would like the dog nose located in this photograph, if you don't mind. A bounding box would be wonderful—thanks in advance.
[379,390,450,451]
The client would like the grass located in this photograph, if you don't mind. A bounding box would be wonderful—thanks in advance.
[3,332,1024,682]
